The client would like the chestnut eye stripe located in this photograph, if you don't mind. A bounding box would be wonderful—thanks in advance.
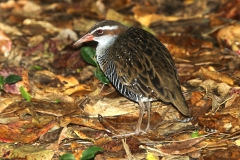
[90,26,118,35]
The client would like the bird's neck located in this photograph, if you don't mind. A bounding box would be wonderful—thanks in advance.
[96,35,118,65]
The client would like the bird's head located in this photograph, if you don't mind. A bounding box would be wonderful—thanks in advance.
[74,20,127,47]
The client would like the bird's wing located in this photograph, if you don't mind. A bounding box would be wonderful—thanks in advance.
[107,27,189,116]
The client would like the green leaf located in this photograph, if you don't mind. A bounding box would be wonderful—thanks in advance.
[94,68,110,84]
[20,86,32,102]
[81,47,98,66]
[59,153,75,160]
[5,75,22,84]
[146,151,159,160]
[190,130,199,138]
[31,65,42,70]
[0,76,5,90]
[54,99,60,103]
[80,146,103,160]
[76,68,81,73]
[0,76,5,85]
[81,46,110,85]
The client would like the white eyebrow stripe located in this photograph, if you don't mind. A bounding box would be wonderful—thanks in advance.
[90,26,118,34]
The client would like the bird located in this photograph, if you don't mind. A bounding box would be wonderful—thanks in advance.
[74,20,190,135]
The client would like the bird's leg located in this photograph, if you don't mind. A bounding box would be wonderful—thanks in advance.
[112,102,150,138]
[135,101,146,135]
[145,101,151,131]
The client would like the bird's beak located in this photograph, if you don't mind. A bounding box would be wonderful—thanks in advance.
[74,34,94,46]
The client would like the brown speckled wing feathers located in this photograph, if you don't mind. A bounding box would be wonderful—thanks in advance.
[107,27,190,116]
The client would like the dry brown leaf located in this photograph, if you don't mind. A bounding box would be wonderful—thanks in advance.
[122,138,134,160]
[0,0,239,159]
[159,35,213,59]
[56,29,78,41]
[73,128,95,142]
[204,138,228,149]
[84,97,136,117]
[2,100,79,117]
[204,146,240,159]
[23,19,60,34]
[217,25,240,53]
[235,139,240,146]
[224,93,238,108]
[132,4,187,26]
[39,127,65,143]
[63,84,93,96]
[1,145,54,160]
[199,79,217,93]
[0,30,12,55]
[56,75,79,88]
[159,136,207,155]
[198,113,240,133]
[187,79,203,87]
[0,116,56,143]
[94,136,112,146]
[222,94,240,118]
[190,92,212,123]
[60,116,105,131]
[196,67,234,85]
[0,94,20,113]
[28,35,44,47]
[106,9,138,27]
[95,137,142,155]
[34,91,75,103]
[73,18,97,33]
[134,14,169,27]
[34,70,57,82]
[188,150,201,159]
[190,92,204,105]
[216,82,231,97]
[22,1,41,14]
[0,0,17,9]
[149,121,192,138]
[0,22,22,36]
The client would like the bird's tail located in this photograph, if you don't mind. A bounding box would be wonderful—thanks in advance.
[170,88,190,116]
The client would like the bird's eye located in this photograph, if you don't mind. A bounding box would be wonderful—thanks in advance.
[97,29,103,34]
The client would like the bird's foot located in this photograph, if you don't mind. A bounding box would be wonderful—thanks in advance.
[145,124,150,132]
[135,128,147,135]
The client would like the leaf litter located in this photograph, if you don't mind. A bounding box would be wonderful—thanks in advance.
[1,0,240,159]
